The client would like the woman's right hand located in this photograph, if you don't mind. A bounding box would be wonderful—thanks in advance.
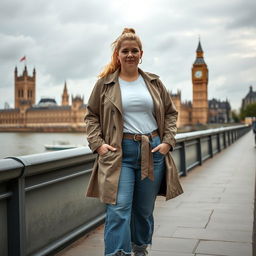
[96,144,117,156]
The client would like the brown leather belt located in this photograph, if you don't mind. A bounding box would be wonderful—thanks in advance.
[122,130,159,181]
[123,130,158,141]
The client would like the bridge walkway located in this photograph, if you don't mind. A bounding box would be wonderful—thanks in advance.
[57,131,255,256]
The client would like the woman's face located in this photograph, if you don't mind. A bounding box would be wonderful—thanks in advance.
[117,40,143,71]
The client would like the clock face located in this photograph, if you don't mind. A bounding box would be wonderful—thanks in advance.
[195,70,202,78]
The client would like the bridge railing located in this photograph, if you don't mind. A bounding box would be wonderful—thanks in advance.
[0,125,250,256]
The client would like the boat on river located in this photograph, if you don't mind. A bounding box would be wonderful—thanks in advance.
[44,141,83,150]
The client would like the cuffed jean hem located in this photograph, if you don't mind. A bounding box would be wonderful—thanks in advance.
[132,242,151,247]
[105,249,132,256]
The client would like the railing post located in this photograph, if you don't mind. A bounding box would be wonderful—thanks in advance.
[197,138,202,165]
[223,132,227,148]
[209,135,213,158]
[180,141,187,176]
[229,131,231,145]
[6,157,27,256]
[217,133,221,152]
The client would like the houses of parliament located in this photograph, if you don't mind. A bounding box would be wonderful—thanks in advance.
[0,41,231,131]
[0,67,87,132]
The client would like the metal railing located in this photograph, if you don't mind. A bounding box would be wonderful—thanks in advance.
[0,125,250,256]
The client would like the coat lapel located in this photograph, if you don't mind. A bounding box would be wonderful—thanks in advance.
[139,69,163,138]
[104,69,123,115]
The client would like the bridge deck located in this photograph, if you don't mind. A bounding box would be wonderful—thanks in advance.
[57,131,255,256]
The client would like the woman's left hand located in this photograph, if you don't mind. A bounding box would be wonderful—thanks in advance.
[151,143,171,155]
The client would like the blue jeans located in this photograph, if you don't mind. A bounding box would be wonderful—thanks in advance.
[104,135,165,256]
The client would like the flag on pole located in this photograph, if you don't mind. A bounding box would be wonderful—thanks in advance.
[20,56,26,62]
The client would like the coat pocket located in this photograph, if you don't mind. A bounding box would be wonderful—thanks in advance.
[99,150,112,160]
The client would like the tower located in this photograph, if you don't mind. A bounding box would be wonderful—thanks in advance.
[192,40,208,124]
[71,95,84,125]
[61,81,69,106]
[170,90,182,127]
[15,66,36,109]
[71,95,84,111]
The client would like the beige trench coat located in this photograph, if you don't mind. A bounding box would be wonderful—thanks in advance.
[84,68,183,204]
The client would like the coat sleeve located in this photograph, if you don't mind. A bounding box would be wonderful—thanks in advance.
[157,79,178,151]
[84,80,105,153]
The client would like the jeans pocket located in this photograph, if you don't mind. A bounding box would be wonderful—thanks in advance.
[154,150,165,157]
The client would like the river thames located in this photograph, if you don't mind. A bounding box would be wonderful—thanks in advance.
[0,132,88,159]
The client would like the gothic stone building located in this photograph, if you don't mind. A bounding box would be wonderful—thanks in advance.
[241,85,256,124]
[0,67,86,131]
[208,99,231,123]
[241,86,256,110]
[171,41,231,127]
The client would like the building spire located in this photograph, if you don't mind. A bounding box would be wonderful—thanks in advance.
[15,66,18,77]
[196,40,203,53]
[64,81,67,91]
[194,38,205,63]
[23,65,28,76]
[62,81,69,106]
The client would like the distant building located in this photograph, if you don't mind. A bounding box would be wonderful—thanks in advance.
[0,67,86,131]
[242,86,256,109]
[171,90,193,127]
[191,40,209,124]
[171,41,231,127]
[208,99,231,123]
[14,66,36,109]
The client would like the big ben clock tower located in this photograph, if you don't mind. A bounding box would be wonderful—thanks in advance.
[192,40,208,124]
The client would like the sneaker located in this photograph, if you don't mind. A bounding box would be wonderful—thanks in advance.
[133,252,148,256]
[132,244,148,256]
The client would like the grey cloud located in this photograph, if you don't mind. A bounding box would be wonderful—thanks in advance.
[57,0,116,24]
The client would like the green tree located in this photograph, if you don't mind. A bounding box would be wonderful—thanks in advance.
[240,103,256,119]
[231,110,240,123]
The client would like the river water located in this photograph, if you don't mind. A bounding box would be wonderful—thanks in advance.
[0,132,88,159]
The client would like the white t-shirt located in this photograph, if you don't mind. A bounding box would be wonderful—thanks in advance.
[119,75,158,134]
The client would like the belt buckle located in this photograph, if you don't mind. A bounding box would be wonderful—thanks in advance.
[133,134,139,141]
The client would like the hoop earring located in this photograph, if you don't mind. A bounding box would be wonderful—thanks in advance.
[139,58,142,64]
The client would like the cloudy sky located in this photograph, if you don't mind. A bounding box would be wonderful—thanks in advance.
[0,0,255,111]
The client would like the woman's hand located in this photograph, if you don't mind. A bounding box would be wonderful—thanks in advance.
[151,143,171,155]
[97,144,117,156]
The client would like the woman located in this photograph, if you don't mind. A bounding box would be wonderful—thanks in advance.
[84,28,183,256]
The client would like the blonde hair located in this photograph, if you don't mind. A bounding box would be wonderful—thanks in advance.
[98,28,142,78]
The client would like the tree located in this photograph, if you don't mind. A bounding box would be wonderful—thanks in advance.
[231,110,240,123]
[240,103,256,120]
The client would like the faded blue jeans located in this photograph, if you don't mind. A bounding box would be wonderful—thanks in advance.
[104,135,165,256]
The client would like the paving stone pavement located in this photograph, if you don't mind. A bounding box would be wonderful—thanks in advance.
[57,131,256,256]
